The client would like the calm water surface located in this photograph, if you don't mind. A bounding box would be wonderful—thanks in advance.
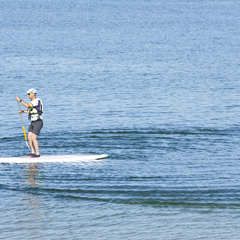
[1,0,240,239]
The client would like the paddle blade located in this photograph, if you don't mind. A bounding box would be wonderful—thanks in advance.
[26,141,30,150]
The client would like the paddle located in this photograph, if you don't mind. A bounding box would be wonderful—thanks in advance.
[17,101,30,150]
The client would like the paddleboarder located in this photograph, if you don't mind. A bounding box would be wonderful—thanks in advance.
[15,88,43,158]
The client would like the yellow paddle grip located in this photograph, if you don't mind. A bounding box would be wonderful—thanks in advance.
[22,126,27,141]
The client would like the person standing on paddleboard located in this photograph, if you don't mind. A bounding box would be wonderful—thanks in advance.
[15,88,43,158]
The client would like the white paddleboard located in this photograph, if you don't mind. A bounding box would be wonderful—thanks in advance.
[0,154,108,163]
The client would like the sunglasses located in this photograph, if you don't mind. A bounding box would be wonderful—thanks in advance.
[28,93,33,95]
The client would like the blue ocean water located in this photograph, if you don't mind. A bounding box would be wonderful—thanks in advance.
[1,0,240,239]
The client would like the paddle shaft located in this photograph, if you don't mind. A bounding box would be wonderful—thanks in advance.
[17,101,28,142]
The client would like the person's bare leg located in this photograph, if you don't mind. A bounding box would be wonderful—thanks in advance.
[31,133,40,155]
[28,132,35,154]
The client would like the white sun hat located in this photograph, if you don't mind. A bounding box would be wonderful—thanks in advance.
[27,88,37,94]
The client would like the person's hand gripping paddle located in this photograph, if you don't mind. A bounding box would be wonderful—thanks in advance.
[17,100,30,150]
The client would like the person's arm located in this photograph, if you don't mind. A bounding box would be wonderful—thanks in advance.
[18,109,29,114]
[15,96,31,108]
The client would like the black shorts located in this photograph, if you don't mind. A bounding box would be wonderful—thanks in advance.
[28,120,43,135]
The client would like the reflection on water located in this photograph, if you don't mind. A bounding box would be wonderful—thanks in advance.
[23,163,43,188]
[19,163,48,238]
